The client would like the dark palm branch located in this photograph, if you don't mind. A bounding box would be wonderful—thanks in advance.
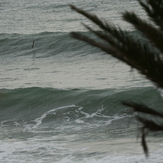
[70,4,163,89]
[70,0,163,156]
[123,11,163,54]
[138,0,163,30]
[122,101,163,118]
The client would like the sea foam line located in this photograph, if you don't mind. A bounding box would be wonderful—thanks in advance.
[25,105,77,130]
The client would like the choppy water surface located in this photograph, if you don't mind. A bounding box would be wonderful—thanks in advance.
[0,0,162,162]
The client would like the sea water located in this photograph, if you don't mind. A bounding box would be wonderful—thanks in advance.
[0,0,163,162]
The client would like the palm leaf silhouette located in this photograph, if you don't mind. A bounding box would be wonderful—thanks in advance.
[70,0,163,157]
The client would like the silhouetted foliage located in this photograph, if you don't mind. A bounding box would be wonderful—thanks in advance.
[70,0,163,157]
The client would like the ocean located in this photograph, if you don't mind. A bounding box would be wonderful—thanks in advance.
[0,0,163,162]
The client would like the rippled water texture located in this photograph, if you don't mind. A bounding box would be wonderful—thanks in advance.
[0,0,162,162]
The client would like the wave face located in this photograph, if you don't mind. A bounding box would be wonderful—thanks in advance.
[0,86,162,133]
[0,32,100,57]
[0,30,144,57]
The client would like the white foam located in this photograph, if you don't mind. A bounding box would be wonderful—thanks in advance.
[24,105,78,130]
[0,133,163,163]
[75,119,85,124]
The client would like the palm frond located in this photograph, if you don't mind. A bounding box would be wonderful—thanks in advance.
[137,115,163,157]
[137,116,163,131]
[138,0,163,30]
[70,5,163,89]
[70,32,116,55]
[122,101,163,117]
[70,1,163,157]
[141,127,148,157]
[123,11,163,54]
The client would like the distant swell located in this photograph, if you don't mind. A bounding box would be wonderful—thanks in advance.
[0,31,141,57]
